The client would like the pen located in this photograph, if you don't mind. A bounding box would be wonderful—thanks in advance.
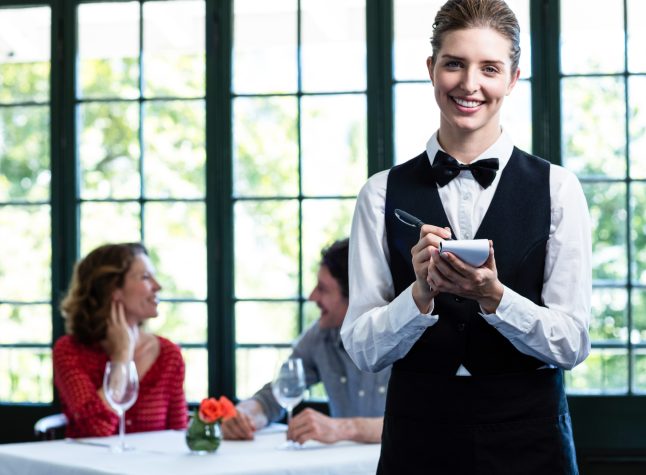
[394,208,425,229]
[393,208,453,239]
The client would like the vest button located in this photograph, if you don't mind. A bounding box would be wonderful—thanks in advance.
[457,323,466,332]
[454,296,463,303]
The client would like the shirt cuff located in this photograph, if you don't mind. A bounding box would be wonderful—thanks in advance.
[390,284,439,331]
[479,285,533,335]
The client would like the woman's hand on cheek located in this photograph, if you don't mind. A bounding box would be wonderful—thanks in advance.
[105,300,134,363]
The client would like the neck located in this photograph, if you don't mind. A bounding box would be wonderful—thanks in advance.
[437,121,502,164]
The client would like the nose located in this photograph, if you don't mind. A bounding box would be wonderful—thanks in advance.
[308,288,318,303]
[152,277,162,292]
[460,67,479,95]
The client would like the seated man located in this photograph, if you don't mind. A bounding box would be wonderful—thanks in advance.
[223,238,390,444]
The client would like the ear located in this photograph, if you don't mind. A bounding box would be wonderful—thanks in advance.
[112,288,123,302]
[506,68,521,96]
[427,56,435,86]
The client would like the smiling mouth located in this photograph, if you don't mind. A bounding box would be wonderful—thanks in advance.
[451,96,483,108]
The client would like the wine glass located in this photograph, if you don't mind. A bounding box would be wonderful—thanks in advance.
[272,357,306,449]
[103,360,139,452]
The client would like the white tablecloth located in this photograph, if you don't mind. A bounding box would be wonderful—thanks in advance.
[0,425,380,475]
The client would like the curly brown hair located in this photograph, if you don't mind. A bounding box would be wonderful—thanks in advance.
[431,0,521,74]
[60,243,148,345]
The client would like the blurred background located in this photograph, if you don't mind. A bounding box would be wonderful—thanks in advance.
[1,0,645,470]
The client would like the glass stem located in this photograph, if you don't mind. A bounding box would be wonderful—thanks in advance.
[119,410,125,449]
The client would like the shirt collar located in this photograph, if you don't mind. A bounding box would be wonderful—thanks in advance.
[425,129,515,172]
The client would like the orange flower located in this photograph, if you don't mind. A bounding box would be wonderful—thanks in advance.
[198,396,237,424]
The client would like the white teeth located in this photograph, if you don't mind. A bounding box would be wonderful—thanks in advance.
[452,97,481,108]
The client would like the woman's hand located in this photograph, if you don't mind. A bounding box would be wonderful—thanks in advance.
[410,224,452,313]
[427,240,504,313]
[104,300,135,363]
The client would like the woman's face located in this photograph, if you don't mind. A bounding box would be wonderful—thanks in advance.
[428,27,520,143]
[112,253,162,325]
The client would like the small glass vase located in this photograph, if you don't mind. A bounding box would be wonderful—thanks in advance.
[185,415,222,454]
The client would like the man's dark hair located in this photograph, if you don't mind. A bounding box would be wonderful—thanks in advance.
[320,238,349,299]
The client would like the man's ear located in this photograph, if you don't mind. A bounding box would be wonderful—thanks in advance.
[427,56,435,86]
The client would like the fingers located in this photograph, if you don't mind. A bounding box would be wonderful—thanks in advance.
[222,413,255,440]
[287,409,337,445]
[428,244,500,301]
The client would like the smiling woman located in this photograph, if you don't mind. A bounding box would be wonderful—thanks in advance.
[52,243,188,438]
[341,0,591,473]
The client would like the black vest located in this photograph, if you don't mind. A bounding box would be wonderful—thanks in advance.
[385,147,551,375]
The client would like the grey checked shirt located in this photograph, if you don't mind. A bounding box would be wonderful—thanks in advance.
[252,322,391,423]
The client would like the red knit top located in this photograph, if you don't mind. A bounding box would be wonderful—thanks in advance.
[53,335,188,438]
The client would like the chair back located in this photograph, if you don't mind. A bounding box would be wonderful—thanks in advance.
[34,413,68,440]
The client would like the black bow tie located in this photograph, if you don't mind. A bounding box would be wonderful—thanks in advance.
[431,150,499,189]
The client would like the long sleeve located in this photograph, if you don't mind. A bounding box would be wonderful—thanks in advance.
[250,324,322,423]
[341,133,592,373]
[341,171,438,373]
[480,166,592,368]
[53,336,119,437]
[164,341,188,430]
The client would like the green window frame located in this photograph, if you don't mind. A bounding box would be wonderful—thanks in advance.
[1,0,644,454]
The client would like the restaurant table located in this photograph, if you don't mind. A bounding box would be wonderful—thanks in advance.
[0,424,380,475]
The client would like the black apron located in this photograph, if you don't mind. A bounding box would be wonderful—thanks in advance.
[377,369,578,475]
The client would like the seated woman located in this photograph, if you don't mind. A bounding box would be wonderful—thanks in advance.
[53,242,188,438]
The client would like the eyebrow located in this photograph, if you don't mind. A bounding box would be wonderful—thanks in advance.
[440,54,506,67]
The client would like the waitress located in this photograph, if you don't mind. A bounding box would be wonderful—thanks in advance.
[341,0,591,473]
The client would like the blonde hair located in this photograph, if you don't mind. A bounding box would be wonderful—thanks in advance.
[431,0,521,73]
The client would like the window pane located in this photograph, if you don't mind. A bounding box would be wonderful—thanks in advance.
[583,183,627,283]
[303,300,319,329]
[394,83,438,164]
[233,0,297,94]
[0,205,50,301]
[234,200,299,299]
[589,288,627,342]
[629,77,646,179]
[0,106,50,201]
[80,202,141,256]
[235,302,299,344]
[301,0,365,92]
[505,0,531,78]
[301,199,354,297]
[631,183,646,284]
[236,347,291,399]
[633,349,646,393]
[560,0,624,75]
[627,0,646,73]
[566,348,628,394]
[146,301,206,345]
[501,79,532,153]
[78,2,139,99]
[0,304,51,344]
[393,0,443,81]
[0,7,50,103]
[0,348,52,402]
[143,1,205,98]
[233,97,298,197]
[144,100,205,198]
[301,95,367,196]
[182,347,207,403]
[632,290,646,344]
[562,77,625,178]
[79,102,141,199]
[145,202,207,300]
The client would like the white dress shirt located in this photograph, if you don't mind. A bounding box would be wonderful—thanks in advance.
[341,130,592,374]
